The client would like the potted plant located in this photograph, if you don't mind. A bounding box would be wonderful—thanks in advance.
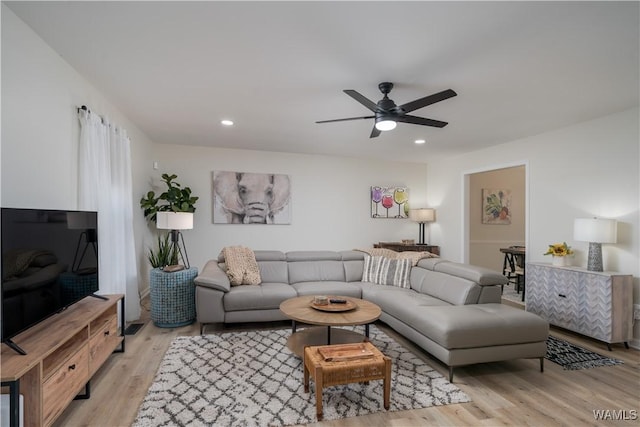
[140,173,199,268]
[147,233,179,268]
[140,173,199,222]
[543,242,574,267]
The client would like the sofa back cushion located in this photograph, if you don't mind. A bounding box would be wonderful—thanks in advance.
[341,250,365,282]
[257,261,288,283]
[409,267,430,292]
[344,260,364,282]
[253,250,288,283]
[286,251,345,283]
[411,268,481,305]
[433,261,508,286]
[288,261,346,283]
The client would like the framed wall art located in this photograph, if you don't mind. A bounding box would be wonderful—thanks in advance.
[371,186,409,218]
[213,171,291,224]
[482,188,511,224]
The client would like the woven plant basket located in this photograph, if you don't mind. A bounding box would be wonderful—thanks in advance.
[150,267,198,327]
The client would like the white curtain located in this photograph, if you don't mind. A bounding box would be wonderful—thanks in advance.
[78,109,141,321]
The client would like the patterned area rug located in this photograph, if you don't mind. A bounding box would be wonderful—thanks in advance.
[133,325,470,426]
[546,336,624,370]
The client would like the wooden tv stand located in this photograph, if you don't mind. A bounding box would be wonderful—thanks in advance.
[1,294,124,427]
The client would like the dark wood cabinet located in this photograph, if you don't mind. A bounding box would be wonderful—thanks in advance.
[374,242,440,256]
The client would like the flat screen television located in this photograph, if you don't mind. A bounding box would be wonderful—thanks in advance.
[1,207,100,355]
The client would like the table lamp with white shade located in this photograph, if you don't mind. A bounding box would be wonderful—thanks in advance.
[156,211,193,269]
[573,217,617,272]
[408,208,436,245]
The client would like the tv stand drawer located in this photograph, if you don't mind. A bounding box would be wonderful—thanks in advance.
[43,343,89,426]
[90,315,121,376]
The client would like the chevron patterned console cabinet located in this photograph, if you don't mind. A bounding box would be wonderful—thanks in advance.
[526,262,633,350]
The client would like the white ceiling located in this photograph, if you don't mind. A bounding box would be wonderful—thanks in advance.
[5,1,639,163]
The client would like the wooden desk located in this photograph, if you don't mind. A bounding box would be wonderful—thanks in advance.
[374,242,440,256]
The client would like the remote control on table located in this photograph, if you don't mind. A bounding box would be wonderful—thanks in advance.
[330,299,347,304]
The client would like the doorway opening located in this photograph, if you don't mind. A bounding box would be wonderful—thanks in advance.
[463,163,528,303]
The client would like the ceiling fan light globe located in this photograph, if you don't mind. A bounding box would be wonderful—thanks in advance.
[375,119,397,131]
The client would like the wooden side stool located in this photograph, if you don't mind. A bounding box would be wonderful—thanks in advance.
[303,341,391,421]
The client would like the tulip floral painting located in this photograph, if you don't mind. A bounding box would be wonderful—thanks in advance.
[371,186,409,218]
[482,188,511,224]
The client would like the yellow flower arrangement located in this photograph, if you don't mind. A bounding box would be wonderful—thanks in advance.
[543,242,574,257]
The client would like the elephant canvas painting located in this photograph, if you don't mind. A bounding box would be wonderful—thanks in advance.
[213,171,291,224]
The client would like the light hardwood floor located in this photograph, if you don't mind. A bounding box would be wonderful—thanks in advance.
[54,298,640,427]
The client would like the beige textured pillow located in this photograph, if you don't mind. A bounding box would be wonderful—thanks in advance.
[354,247,438,266]
[222,246,261,286]
[354,248,399,258]
[397,251,438,266]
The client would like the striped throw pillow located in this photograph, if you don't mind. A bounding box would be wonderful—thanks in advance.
[362,256,411,288]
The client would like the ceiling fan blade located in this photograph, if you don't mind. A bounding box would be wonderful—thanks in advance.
[398,89,457,114]
[370,125,381,138]
[344,90,380,112]
[396,115,448,128]
[316,115,375,124]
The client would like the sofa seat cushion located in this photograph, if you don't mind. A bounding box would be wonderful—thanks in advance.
[362,285,451,321]
[224,282,297,311]
[291,281,362,297]
[404,304,549,349]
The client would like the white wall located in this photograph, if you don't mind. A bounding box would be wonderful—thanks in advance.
[1,6,155,300]
[144,144,427,273]
[428,107,640,343]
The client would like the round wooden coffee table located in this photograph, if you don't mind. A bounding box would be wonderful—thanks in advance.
[279,295,381,356]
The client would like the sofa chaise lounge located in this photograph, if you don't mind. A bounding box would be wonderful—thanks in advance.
[195,250,548,380]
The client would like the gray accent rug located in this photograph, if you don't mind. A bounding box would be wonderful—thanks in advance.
[546,335,624,370]
[133,325,470,426]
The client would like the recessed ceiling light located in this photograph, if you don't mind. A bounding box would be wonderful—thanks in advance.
[414,139,426,144]
[221,119,234,126]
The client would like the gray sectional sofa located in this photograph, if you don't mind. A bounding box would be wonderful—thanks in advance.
[195,250,548,380]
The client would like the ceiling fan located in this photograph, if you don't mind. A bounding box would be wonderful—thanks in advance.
[316,82,457,138]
